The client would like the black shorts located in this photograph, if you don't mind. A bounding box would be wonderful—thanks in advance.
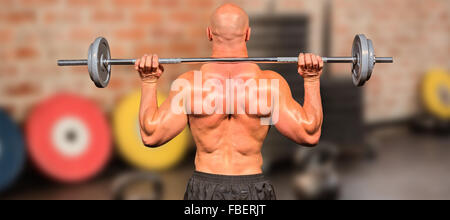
[184,171,276,200]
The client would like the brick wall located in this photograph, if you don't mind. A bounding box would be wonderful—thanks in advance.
[0,0,448,123]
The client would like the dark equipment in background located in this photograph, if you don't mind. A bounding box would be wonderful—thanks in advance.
[112,171,163,200]
[247,15,309,172]
[292,141,340,200]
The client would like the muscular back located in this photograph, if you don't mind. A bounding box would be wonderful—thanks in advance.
[187,63,274,175]
[138,54,323,176]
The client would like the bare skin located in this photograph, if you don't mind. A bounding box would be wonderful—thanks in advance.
[135,3,323,175]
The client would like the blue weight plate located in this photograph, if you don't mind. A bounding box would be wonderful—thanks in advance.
[0,110,26,192]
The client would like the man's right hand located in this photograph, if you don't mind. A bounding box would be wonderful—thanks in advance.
[298,53,324,82]
[135,54,164,83]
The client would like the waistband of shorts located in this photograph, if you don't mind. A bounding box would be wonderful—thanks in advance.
[191,171,267,184]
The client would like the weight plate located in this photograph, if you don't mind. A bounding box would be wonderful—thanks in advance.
[422,69,450,120]
[114,90,190,171]
[88,37,111,88]
[0,110,26,193]
[112,171,163,200]
[351,34,370,86]
[26,94,112,183]
[367,39,375,81]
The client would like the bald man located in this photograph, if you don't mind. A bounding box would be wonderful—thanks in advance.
[135,3,323,200]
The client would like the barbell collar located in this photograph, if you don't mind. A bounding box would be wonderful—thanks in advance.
[374,57,394,63]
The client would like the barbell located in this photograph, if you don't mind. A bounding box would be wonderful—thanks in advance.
[57,34,393,88]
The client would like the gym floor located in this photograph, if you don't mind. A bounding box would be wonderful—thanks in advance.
[1,125,449,200]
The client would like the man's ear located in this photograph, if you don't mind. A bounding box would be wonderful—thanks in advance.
[245,27,251,42]
[206,27,213,41]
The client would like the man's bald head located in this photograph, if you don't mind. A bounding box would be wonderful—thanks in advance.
[208,3,251,43]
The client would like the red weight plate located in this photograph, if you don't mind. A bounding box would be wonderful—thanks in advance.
[26,94,111,183]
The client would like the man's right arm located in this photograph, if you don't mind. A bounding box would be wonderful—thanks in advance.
[273,53,324,146]
[136,54,188,148]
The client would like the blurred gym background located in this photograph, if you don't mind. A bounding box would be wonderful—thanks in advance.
[0,0,448,200]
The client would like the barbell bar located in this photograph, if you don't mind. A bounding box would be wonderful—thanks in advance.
[57,34,393,88]
[58,57,393,66]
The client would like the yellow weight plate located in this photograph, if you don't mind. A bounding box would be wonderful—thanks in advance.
[422,69,450,120]
[114,90,190,171]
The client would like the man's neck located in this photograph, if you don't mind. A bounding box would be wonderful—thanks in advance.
[211,42,249,58]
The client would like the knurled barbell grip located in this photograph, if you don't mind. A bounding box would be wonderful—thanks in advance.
[57,56,393,66]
